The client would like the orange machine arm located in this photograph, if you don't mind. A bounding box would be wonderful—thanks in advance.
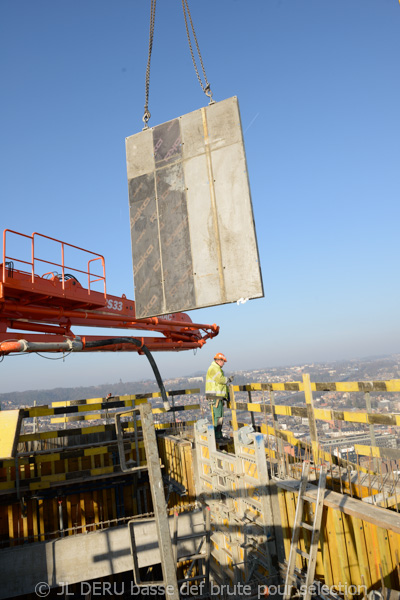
[0,229,219,355]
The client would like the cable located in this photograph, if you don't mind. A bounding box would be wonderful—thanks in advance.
[182,0,213,102]
[143,0,157,129]
[84,337,171,411]
[35,352,72,361]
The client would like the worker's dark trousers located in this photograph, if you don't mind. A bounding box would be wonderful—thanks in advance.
[215,423,223,439]
[206,395,224,439]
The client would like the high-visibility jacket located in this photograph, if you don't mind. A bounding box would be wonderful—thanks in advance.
[205,361,228,397]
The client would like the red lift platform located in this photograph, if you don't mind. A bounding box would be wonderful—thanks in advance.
[0,229,219,355]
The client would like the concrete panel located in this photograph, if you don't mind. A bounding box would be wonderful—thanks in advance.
[126,128,154,179]
[212,143,263,300]
[129,172,163,317]
[157,162,195,313]
[153,118,182,167]
[184,154,223,306]
[205,96,242,150]
[180,109,205,160]
[126,96,263,317]
[0,511,205,599]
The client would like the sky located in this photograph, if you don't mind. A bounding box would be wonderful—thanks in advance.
[1,0,400,393]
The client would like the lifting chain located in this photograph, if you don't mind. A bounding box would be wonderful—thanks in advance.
[143,0,157,129]
[142,0,214,130]
[182,0,214,103]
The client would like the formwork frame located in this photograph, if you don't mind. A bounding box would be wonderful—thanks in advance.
[115,403,180,600]
[194,420,278,598]
[228,375,400,596]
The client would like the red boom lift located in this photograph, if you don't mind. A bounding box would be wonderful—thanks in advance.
[0,229,218,356]
[0,230,219,408]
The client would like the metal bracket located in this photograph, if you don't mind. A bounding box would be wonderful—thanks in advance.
[195,418,208,434]
[238,425,254,446]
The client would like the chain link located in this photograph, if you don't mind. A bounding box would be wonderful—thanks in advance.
[182,0,214,103]
[142,0,213,128]
[143,0,157,129]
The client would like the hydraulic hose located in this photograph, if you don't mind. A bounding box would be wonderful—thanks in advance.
[0,339,83,354]
[84,337,170,411]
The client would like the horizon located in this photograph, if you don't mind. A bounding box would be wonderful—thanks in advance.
[2,351,398,397]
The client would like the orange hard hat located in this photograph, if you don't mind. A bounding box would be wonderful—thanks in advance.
[214,352,227,362]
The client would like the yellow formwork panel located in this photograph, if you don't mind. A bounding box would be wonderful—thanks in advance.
[352,517,372,589]
[376,526,394,588]
[278,485,400,593]
[319,513,334,587]
[342,512,362,587]
[0,410,22,459]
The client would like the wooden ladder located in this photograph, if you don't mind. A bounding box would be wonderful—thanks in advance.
[283,461,327,600]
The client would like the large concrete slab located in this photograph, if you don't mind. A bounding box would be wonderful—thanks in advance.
[126,97,264,318]
[0,511,205,599]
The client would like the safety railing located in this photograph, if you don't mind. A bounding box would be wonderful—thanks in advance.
[2,229,106,297]
[229,374,400,486]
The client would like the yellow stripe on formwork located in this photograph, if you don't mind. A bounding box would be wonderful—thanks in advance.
[343,411,368,424]
[334,411,400,426]
[2,457,149,493]
[19,424,106,442]
[48,393,200,424]
[235,401,400,428]
[154,420,196,430]
[77,403,103,412]
[27,398,140,418]
[84,446,111,457]
[275,406,293,417]
[50,389,201,408]
[52,414,109,423]
[51,403,201,421]
[35,453,61,463]
[0,410,22,459]
[52,396,105,407]
[235,402,302,418]
[356,445,381,458]
[39,473,66,483]
[30,481,51,491]
[354,444,400,459]
[0,481,15,491]
[232,379,400,393]
[152,403,200,414]
[91,466,114,476]
[314,408,333,421]
[0,440,146,469]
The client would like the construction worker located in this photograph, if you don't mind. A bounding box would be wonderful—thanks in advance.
[205,353,234,440]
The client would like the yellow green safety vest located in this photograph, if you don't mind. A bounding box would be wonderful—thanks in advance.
[205,361,228,397]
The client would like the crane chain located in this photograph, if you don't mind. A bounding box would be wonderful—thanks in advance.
[142,0,213,129]
[182,0,214,103]
[143,0,157,129]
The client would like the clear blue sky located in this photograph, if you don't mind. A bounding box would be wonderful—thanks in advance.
[1,0,399,393]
